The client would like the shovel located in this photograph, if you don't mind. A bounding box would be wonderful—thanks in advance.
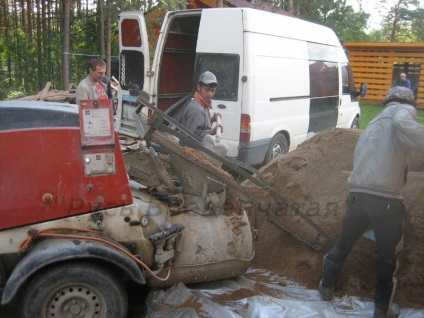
[200,115,228,166]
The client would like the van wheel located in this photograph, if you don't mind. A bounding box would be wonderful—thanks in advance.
[351,117,360,129]
[264,133,288,164]
[20,262,128,318]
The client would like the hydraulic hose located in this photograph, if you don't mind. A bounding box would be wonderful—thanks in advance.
[19,226,172,282]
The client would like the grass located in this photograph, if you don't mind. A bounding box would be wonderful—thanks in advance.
[359,102,424,128]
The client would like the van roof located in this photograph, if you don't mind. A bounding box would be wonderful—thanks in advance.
[172,8,340,47]
[165,8,342,47]
[241,8,341,47]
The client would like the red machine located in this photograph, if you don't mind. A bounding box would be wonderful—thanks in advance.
[0,98,253,318]
[0,100,132,230]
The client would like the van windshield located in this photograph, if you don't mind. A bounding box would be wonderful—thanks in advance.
[194,54,239,101]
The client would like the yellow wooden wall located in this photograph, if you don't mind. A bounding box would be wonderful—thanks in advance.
[344,42,424,108]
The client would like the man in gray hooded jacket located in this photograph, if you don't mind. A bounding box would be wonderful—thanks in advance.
[180,71,222,140]
[318,86,424,318]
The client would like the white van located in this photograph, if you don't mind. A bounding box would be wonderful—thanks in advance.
[116,8,366,165]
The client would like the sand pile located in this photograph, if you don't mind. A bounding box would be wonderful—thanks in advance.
[246,128,424,309]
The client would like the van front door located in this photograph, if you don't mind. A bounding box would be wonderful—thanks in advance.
[115,11,150,137]
[194,9,244,157]
[338,62,360,128]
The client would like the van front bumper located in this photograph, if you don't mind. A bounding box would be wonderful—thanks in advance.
[236,138,271,166]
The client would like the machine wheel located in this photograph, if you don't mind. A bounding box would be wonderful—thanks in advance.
[350,116,360,129]
[20,261,128,318]
[264,133,288,164]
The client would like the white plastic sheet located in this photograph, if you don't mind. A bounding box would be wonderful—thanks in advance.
[146,268,424,318]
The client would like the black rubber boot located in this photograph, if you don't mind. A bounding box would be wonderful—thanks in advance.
[318,255,343,301]
[373,278,399,318]
[373,303,400,318]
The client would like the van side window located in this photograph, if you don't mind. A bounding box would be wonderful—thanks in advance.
[307,42,339,133]
[194,54,239,101]
[307,43,339,97]
[309,61,338,97]
[307,42,338,62]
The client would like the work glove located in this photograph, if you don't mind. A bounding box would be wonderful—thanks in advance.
[211,124,223,135]
[211,113,221,124]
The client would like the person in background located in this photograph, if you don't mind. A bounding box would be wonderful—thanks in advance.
[318,86,424,318]
[181,71,223,140]
[75,58,108,104]
[397,73,411,89]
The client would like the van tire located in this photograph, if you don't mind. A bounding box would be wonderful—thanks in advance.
[20,261,128,318]
[264,133,288,164]
[351,117,360,129]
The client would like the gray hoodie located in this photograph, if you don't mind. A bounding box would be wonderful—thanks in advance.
[180,98,213,140]
[348,102,424,199]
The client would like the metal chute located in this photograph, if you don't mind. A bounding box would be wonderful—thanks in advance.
[120,90,332,251]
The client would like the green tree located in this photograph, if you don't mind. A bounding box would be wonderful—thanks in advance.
[409,7,424,41]
[378,0,420,42]
[324,2,370,42]
[262,0,370,42]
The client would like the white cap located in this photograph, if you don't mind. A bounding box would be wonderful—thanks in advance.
[198,71,218,86]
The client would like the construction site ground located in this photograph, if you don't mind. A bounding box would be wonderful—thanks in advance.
[130,127,424,316]
[2,128,424,317]
[243,128,424,311]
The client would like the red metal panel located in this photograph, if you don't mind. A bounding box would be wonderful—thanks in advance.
[157,53,195,111]
[0,129,132,230]
[165,33,197,51]
[159,53,195,94]
[121,19,142,47]
[156,32,198,111]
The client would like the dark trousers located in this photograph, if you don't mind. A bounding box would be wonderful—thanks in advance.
[327,192,404,311]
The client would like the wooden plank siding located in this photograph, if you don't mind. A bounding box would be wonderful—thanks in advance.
[344,42,424,108]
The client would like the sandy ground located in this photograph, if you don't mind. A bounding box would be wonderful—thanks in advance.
[246,128,424,309]
[3,128,423,316]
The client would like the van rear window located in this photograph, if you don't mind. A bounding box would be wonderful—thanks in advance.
[194,54,239,101]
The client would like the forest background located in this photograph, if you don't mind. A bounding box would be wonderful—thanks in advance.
[0,0,423,100]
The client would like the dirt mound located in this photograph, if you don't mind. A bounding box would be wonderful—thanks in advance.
[246,128,424,309]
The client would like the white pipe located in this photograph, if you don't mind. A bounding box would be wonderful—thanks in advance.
[215,114,222,143]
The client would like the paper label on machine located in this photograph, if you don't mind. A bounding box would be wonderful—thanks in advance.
[83,108,111,137]
[79,99,115,147]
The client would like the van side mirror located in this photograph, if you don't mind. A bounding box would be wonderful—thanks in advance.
[358,83,368,98]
